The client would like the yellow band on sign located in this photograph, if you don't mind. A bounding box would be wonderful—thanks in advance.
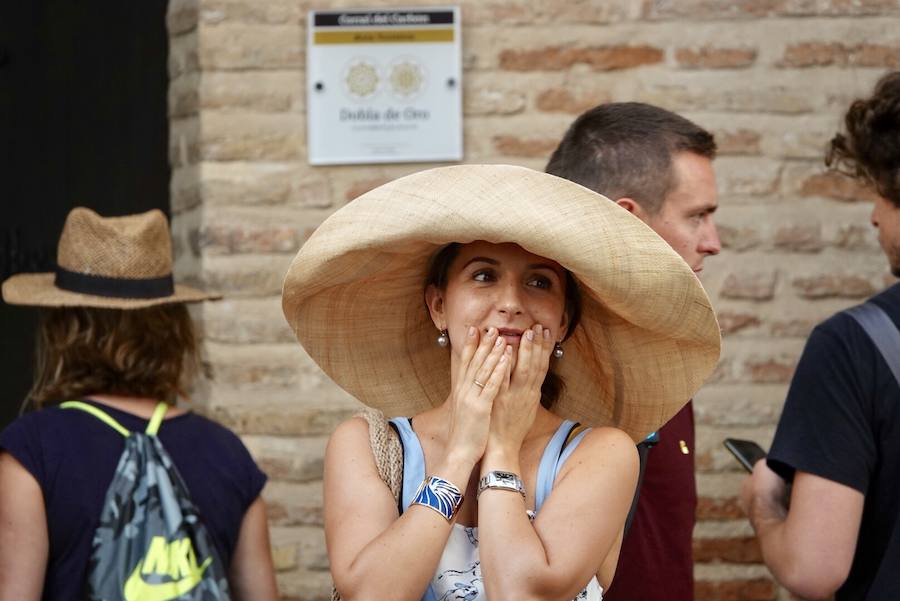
[314,29,454,44]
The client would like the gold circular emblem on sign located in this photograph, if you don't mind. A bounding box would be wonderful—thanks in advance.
[344,60,380,99]
[389,60,424,98]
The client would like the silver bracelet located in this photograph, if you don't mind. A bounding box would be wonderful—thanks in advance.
[412,475,464,522]
[477,470,526,498]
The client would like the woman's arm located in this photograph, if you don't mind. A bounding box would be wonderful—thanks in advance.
[324,417,476,601]
[478,427,639,601]
[326,327,507,601]
[228,496,279,601]
[0,451,48,601]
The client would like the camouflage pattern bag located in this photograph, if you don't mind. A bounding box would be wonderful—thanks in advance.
[62,401,231,601]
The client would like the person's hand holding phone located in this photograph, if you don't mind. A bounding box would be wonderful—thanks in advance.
[724,438,767,472]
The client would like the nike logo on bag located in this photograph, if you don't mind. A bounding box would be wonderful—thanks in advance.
[123,536,212,601]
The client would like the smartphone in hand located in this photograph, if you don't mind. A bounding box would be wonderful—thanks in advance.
[723,438,767,473]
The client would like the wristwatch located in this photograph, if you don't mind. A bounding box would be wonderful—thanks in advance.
[477,470,526,498]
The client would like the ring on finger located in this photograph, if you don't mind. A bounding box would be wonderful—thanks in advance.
[473,379,486,389]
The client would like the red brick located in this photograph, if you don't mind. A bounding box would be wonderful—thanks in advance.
[208,405,356,437]
[694,536,763,563]
[499,45,663,71]
[780,42,900,68]
[644,0,896,20]
[265,501,323,527]
[718,311,762,335]
[716,129,762,155]
[200,224,301,254]
[695,449,714,471]
[643,0,779,20]
[344,178,390,202]
[834,224,877,250]
[706,357,734,385]
[167,0,198,35]
[492,135,561,158]
[793,274,877,299]
[535,88,608,114]
[697,496,744,519]
[695,578,777,601]
[465,86,527,116]
[461,1,536,26]
[744,355,797,383]
[720,272,777,301]
[718,225,762,251]
[773,224,824,253]
[675,46,757,69]
[777,0,899,16]
[799,171,880,202]
[769,318,817,338]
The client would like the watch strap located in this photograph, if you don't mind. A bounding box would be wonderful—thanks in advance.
[477,470,526,498]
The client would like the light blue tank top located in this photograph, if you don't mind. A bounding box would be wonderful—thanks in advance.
[390,418,598,601]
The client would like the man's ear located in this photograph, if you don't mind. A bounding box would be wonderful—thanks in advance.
[424,284,446,330]
[615,197,649,221]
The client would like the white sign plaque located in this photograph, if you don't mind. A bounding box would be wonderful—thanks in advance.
[307,7,462,165]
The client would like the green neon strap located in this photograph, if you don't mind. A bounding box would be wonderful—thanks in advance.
[60,401,131,438]
[145,402,168,436]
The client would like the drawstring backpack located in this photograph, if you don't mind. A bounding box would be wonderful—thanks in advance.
[61,401,231,601]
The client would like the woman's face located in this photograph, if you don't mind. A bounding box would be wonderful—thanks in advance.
[426,241,570,371]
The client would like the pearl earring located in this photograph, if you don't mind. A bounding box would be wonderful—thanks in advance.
[437,329,449,347]
[553,342,564,359]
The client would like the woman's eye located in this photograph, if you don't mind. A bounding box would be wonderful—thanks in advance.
[527,276,552,289]
[473,269,495,282]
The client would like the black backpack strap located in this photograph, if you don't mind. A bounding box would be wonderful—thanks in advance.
[624,431,659,537]
[846,302,900,385]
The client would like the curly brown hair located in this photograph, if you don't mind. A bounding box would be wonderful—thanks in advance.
[827,72,900,208]
[27,305,201,409]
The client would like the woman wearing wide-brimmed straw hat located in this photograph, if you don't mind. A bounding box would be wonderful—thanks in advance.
[282,164,720,601]
[0,208,278,601]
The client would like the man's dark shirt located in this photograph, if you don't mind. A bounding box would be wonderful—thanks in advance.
[605,402,696,601]
[768,283,900,600]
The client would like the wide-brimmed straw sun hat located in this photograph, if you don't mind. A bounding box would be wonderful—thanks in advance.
[2,207,218,309]
[282,164,720,441]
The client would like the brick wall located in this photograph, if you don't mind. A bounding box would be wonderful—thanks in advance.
[166,1,900,599]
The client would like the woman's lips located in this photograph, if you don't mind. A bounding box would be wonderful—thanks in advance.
[496,328,523,344]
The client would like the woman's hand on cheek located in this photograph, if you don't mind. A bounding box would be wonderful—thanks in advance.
[486,324,553,455]
[445,326,509,465]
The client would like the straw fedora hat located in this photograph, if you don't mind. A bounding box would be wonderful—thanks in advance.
[282,164,720,441]
[2,207,218,309]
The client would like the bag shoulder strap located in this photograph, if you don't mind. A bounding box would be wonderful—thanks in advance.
[845,302,900,385]
[60,400,169,437]
[354,407,403,505]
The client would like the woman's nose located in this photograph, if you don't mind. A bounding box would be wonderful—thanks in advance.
[496,281,524,315]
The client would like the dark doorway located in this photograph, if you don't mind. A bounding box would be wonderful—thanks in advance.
[0,1,171,429]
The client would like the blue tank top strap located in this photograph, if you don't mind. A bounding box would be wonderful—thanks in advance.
[389,417,427,513]
[535,420,592,512]
[389,417,439,601]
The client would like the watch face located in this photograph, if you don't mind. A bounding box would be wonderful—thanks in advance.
[495,472,516,483]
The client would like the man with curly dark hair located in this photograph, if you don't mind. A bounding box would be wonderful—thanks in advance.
[739,71,900,601]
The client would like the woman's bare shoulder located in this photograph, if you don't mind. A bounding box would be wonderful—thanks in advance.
[326,415,372,456]
[566,426,638,472]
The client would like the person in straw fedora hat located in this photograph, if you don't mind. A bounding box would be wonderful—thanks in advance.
[282,164,720,601]
[0,207,278,600]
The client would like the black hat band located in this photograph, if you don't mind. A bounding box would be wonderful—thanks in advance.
[54,266,175,299]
